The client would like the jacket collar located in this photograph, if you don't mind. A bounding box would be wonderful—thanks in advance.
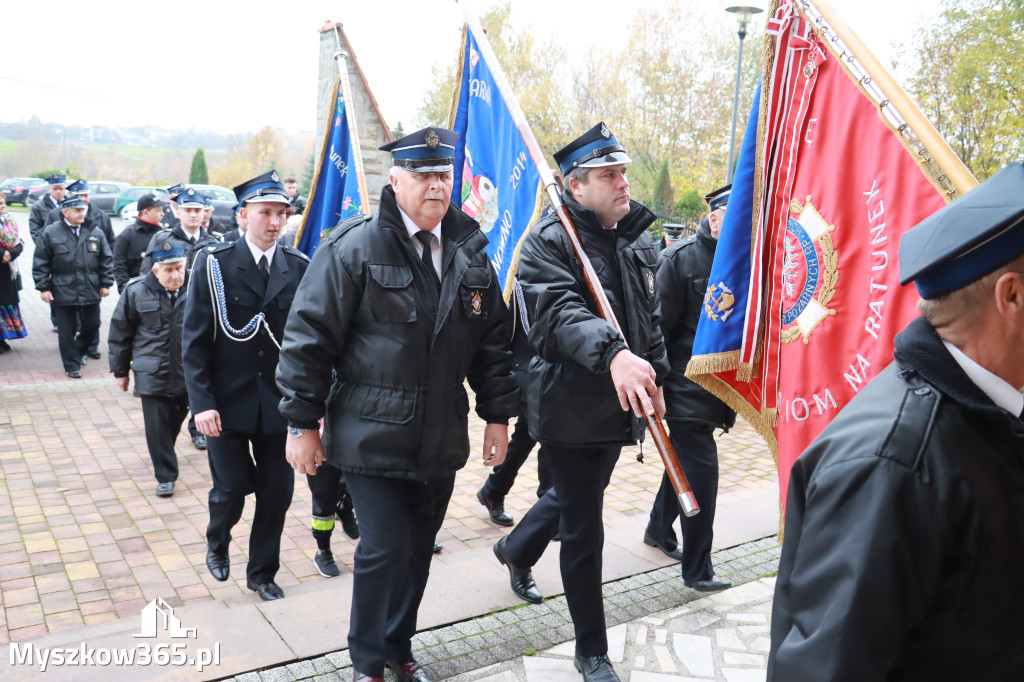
[377,185,485,254]
[561,191,655,245]
[695,216,718,253]
[895,317,1014,418]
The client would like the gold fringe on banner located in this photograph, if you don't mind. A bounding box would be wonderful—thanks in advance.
[501,178,547,304]
[446,26,469,130]
[685,350,741,377]
[735,362,755,382]
[293,77,343,250]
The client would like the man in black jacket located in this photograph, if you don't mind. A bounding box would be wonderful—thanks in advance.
[284,177,305,215]
[492,123,668,682]
[643,186,736,590]
[109,244,189,497]
[277,127,517,682]
[769,163,1024,681]
[50,180,115,249]
[113,192,167,292]
[32,194,113,378]
[183,170,310,602]
[29,173,66,244]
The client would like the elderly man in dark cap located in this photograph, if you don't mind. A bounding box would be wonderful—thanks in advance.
[769,163,1024,681]
[277,126,517,682]
[183,170,310,602]
[642,185,736,591]
[491,122,668,682]
[29,173,67,244]
[108,243,190,497]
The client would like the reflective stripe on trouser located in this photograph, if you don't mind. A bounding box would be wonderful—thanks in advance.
[312,515,335,532]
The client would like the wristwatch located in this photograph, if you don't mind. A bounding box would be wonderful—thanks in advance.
[288,426,318,437]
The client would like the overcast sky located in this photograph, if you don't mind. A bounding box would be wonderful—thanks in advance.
[0,0,940,137]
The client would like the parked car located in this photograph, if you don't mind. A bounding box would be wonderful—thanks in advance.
[88,181,130,214]
[0,177,47,206]
[186,184,238,227]
[114,186,170,220]
[26,183,50,206]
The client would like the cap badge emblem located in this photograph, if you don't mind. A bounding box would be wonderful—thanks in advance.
[187,188,195,195]
[256,189,263,196]
[425,128,441,150]
[271,171,280,183]
[600,123,611,139]
[164,241,172,251]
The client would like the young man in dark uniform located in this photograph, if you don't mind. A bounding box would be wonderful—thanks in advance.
[643,185,736,587]
[32,194,113,378]
[108,243,189,497]
[492,123,668,682]
[276,127,517,682]
[182,170,309,602]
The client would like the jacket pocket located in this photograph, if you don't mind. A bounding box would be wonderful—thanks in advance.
[136,299,162,328]
[131,356,160,373]
[342,382,416,424]
[459,264,492,320]
[367,263,417,323]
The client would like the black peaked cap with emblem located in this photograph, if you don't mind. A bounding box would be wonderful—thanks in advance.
[553,122,632,177]
[233,170,290,206]
[380,127,458,173]
[899,162,1024,299]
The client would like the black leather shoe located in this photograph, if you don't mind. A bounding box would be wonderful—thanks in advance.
[385,659,433,682]
[193,435,207,450]
[684,575,732,592]
[206,549,230,582]
[433,541,443,553]
[246,579,284,601]
[477,488,514,526]
[493,537,542,604]
[66,370,82,379]
[155,482,174,497]
[643,531,683,561]
[353,670,384,682]
[337,502,359,539]
[314,549,339,577]
[574,654,621,681]
[87,350,102,359]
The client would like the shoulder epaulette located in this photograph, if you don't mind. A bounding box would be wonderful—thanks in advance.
[204,240,235,254]
[325,214,373,244]
[125,275,147,288]
[280,245,310,261]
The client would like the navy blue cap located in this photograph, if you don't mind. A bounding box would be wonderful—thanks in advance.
[704,184,731,211]
[234,170,289,205]
[46,173,67,187]
[66,179,89,194]
[553,122,632,177]
[380,127,458,173]
[60,194,86,209]
[147,240,187,264]
[176,187,206,208]
[899,162,1024,299]
[166,183,187,200]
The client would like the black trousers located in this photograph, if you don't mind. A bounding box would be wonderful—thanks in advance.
[480,413,553,500]
[648,421,719,581]
[307,461,348,533]
[52,303,99,372]
[345,472,455,676]
[502,443,620,657]
[140,394,189,483]
[205,429,292,584]
[187,414,199,440]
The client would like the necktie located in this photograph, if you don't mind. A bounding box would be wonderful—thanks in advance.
[414,231,440,289]
[258,255,270,283]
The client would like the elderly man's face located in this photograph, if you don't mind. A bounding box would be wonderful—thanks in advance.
[570,163,631,229]
[708,206,727,239]
[153,261,186,291]
[62,206,86,226]
[391,168,453,230]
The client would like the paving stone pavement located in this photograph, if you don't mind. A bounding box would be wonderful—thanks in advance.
[0,207,779,647]
[228,537,782,681]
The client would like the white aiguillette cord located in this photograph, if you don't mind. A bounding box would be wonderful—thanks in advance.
[206,255,281,350]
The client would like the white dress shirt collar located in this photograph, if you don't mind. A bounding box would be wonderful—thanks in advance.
[943,340,1024,416]
[244,231,276,266]
[398,206,442,276]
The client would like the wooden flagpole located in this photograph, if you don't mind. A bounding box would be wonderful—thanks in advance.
[457,0,699,516]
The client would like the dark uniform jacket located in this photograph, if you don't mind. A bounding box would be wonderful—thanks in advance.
[108,271,188,398]
[769,317,1024,682]
[221,228,242,243]
[276,185,518,481]
[289,194,306,215]
[46,203,114,250]
[140,225,219,273]
[183,238,309,435]
[32,220,114,305]
[113,219,163,292]
[29,195,61,243]
[656,218,736,428]
[160,204,180,231]
[518,192,669,447]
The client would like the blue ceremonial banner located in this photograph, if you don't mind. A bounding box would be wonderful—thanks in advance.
[295,77,366,257]
[689,82,761,370]
[450,28,544,299]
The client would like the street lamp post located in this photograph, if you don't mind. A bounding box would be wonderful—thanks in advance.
[725,3,764,183]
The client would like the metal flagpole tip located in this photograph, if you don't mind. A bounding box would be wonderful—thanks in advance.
[679,492,700,517]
